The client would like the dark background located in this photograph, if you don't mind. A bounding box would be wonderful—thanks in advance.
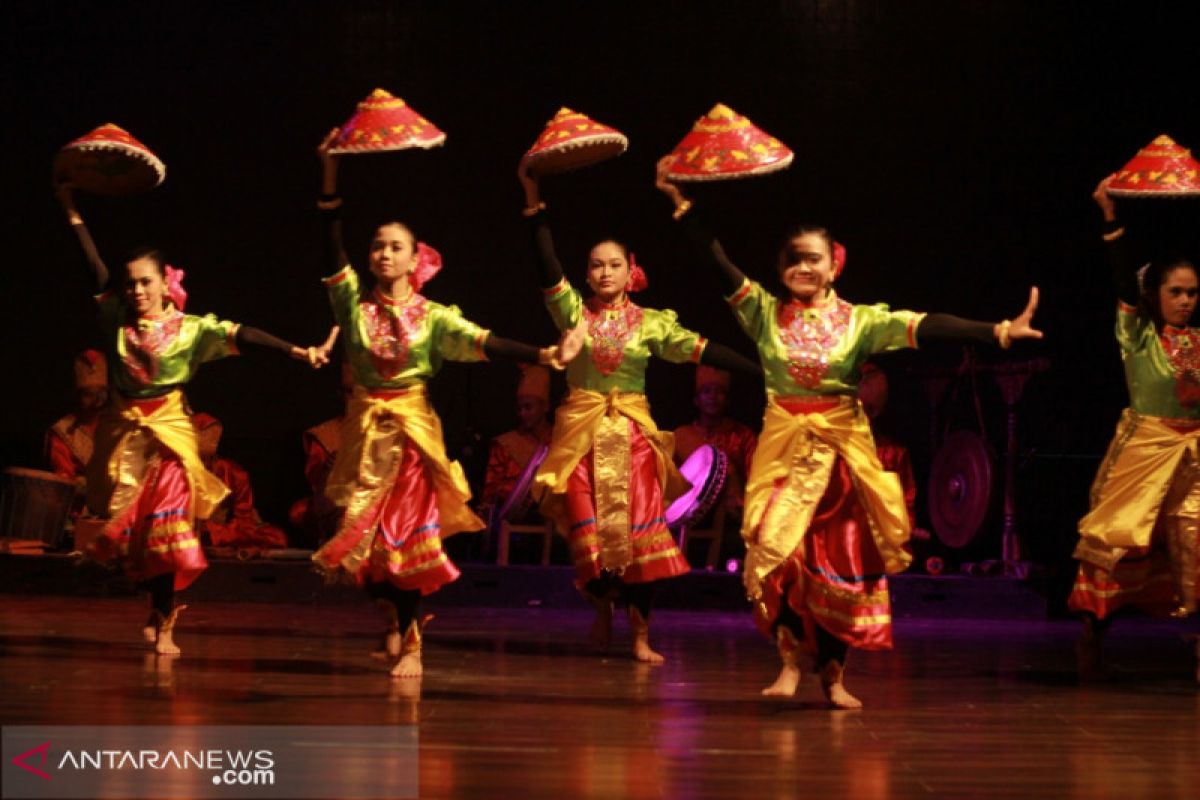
[3,1,1198,592]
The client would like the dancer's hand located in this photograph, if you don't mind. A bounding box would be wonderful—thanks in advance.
[655,155,690,215]
[1006,287,1043,342]
[55,182,82,224]
[556,321,586,365]
[517,152,542,211]
[294,326,340,368]
[317,128,341,196]
[1092,175,1116,222]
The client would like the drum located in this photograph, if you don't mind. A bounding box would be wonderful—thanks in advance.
[494,444,550,527]
[665,445,729,531]
[0,467,76,550]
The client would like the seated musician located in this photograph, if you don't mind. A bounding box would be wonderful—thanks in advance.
[673,365,757,516]
[193,412,288,552]
[480,365,554,521]
[45,349,109,496]
[289,361,354,546]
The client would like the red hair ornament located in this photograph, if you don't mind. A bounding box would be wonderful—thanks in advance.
[626,253,648,293]
[410,243,443,291]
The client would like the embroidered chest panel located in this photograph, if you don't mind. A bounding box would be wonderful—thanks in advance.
[121,312,184,385]
[776,298,852,389]
[1161,326,1200,408]
[585,300,644,376]
[361,295,428,379]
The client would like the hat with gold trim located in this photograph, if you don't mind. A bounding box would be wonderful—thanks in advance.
[1108,135,1200,197]
[665,104,792,181]
[52,123,166,196]
[524,107,628,175]
[328,89,446,154]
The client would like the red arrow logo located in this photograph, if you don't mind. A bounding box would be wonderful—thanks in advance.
[12,741,52,780]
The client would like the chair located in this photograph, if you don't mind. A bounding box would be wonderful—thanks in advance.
[678,505,727,570]
[496,519,555,566]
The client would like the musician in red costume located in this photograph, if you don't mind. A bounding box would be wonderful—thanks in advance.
[480,365,554,511]
[192,412,288,552]
[289,361,355,546]
[45,350,109,504]
[674,365,757,514]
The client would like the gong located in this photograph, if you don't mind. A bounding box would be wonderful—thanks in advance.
[927,430,993,548]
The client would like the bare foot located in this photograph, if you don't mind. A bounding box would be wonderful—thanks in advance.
[822,680,863,709]
[371,630,402,660]
[390,652,422,679]
[590,600,613,651]
[633,636,665,665]
[761,664,802,696]
[142,613,159,645]
[155,628,181,656]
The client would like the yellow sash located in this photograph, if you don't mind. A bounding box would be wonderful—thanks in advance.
[1076,409,1200,571]
[742,395,911,599]
[534,388,685,572]
[86,390,229,523]
[325,384,484,539]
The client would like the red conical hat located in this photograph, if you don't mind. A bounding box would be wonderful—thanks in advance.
[1108,135,1200,197]
[52,123,166,196]
[524,107,628,175]
[665,104,793,182]
[328,89,446,154]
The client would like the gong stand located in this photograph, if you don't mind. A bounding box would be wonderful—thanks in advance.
[919,352,1049,576]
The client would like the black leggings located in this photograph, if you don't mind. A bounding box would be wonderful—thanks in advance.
[584,575,656,619]
[141,574,175,618]
[776,601,849,668]
[365,581,421,631]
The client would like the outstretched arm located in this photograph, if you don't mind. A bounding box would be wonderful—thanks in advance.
[316,128,351,276]
[518,155,566,290]
[1092,175,1139,306]
[917,288,1042,348]
[237,324,339,368]
[484,323,584,368]
[699,341,762,377]
[56,184,110,291]
[655,156,747,295]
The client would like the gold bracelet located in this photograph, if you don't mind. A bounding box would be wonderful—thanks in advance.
[316,197,343,211]
[1101,227,1125,242]
[672,199,693,220]
[522,201,546,218]
[538,346,566,371]
[996,319,1012,350]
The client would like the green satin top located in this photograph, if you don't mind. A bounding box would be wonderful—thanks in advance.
[727,279,925,397]
[543,278,706,393]
[1117,301,1200,419]
[324,266,490,390]
[96,292,240,399]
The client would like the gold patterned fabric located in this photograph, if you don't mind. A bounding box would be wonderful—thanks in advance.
[534,387,686,573]
[742,395,911,600]
[86,390,229,525]
[1076,409,1200,572]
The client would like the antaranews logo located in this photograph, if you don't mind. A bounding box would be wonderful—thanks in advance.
[11,741,276,786]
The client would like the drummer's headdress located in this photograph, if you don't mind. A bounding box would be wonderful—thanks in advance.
[695,365,731,391]
[192,412,224,456]
[73,349,107,388]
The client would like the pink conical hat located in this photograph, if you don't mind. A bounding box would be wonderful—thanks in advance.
[328,89,446,154]
[665,104,793,182]
[52,123,166,196]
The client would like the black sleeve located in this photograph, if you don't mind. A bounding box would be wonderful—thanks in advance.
[699,341,762,377]
[483,334,543,364]
[677,210,748,296]
[236,325,299,356]
[525,209,566,291]
[319,201,350,278]
[916,313,997,346]
[1103,219,1139,306]
[67,220,111,292]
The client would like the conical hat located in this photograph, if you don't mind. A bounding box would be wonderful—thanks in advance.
[524,107,628,175]
[52,123,166,196]
[665,104,793,182]
[1108,135,1200,197]
[328,89,446,154]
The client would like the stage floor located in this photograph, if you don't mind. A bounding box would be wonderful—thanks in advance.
[1,596,1197,799]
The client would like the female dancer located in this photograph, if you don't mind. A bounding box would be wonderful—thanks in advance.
[1071,176,1200,679]
[56,184,335,656]
[519,157,760,664]
[656,158,1041,706]
[315,131,580,678]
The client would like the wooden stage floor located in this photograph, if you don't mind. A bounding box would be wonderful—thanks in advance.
[1,595,1197,799]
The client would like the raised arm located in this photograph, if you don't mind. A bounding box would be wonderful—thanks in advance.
[517,155,566,290]
[655,156,747,295]
[55,184,110,291]
[316,128,351,276]
[1092,175,1139,306]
